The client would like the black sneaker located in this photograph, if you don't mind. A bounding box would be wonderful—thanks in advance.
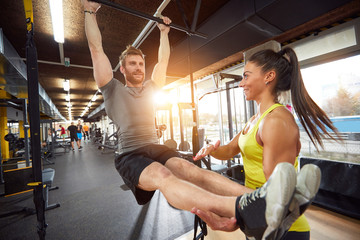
[274,164,321,240]
[79,146,83,151]
[72,148,75,151]
[235,162,296,240]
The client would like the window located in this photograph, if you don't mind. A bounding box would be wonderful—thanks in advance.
[290,18,360,164]
[299,55,360,164]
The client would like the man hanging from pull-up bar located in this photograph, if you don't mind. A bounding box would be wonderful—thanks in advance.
[82,1,313,239]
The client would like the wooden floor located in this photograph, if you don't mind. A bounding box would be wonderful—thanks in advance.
[176,205,360,240]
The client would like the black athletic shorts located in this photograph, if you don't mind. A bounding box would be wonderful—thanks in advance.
[70,134,78,142]
[115,144,180,205]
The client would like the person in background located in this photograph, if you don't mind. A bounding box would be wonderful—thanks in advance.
[83,123,90,141]
[77,120,84,147]
[59,124,66,140]
[67,121,81,151]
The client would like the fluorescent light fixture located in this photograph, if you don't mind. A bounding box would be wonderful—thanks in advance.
[91,94,97,102]
[63,79,70,91]
[49,0,64,43]
[66,102,72,107]
[65,94,70,101]
[85,107,89,111]
[88,102,92,107]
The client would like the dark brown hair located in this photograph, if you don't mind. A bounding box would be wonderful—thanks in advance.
[119,45,145,67]
[249,47,341,149]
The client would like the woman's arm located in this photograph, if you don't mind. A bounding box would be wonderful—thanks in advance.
[260,109,299,179]
[194,132,241,161]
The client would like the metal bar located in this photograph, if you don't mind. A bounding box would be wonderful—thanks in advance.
[175,0,190,29]
[178,104,185,147]
[226,82,234,140]
[220,73,243,81]
[21,99,31,167]
[191,0,202,32]
[90,0,207,38]
[169,107,174,140]
[0,99,22,109]
[21,58,93,70]
[131,0,171,49]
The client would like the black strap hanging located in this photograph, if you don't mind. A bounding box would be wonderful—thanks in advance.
[24,0,47,238]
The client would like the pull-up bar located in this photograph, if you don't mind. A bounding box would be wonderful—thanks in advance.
[90,0,207,39]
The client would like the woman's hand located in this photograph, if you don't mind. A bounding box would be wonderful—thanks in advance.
[191,207,239,232]
[193,140,220,161]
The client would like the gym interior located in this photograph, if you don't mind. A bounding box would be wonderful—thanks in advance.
[1,0,360,239]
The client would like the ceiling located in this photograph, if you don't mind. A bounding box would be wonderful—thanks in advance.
[0,0,359,121]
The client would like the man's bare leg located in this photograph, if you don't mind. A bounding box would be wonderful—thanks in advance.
[138,161,236,218]
[165,157,252,196]
[140,161,299,239]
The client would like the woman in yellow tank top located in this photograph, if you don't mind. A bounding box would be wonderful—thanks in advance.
[193,47,341,239]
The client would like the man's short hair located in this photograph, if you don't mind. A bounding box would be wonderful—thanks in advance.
[119,45,145,67]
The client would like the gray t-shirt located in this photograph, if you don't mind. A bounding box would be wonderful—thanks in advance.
[100,78,159,154]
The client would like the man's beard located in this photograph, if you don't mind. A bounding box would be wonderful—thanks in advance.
[126,71,144,85]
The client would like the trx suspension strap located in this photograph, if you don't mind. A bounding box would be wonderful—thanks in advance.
[24,0,47,239]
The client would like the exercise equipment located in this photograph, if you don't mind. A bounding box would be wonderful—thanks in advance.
[41,168,60,211]
[98,132,118,153]
[155,104,175,145]
[0,99,31,184]
[96,122,118,153]
[24,0,47,238]
[3,166,33,196]
[0,167,60,218]
[91,128,103,144]
[90,0,207,39]
[4,133,25,158]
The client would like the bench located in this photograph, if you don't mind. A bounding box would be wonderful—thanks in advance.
[42,168,60,210]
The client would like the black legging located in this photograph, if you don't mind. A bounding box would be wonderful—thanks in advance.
[246,231,310,240]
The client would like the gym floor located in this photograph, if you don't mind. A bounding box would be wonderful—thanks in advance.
[0,141,193,240]
[1,141,360,240]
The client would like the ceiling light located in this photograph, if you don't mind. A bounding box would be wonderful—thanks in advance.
[88,102,92,107]
[91,94,97,102]
[63,79,70,91]
[65,94,70,101]
[49,0,64,43]
[85,107,89,111]
[66,102,72,107]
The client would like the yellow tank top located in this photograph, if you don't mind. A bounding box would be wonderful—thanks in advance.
[238,103,309,232]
